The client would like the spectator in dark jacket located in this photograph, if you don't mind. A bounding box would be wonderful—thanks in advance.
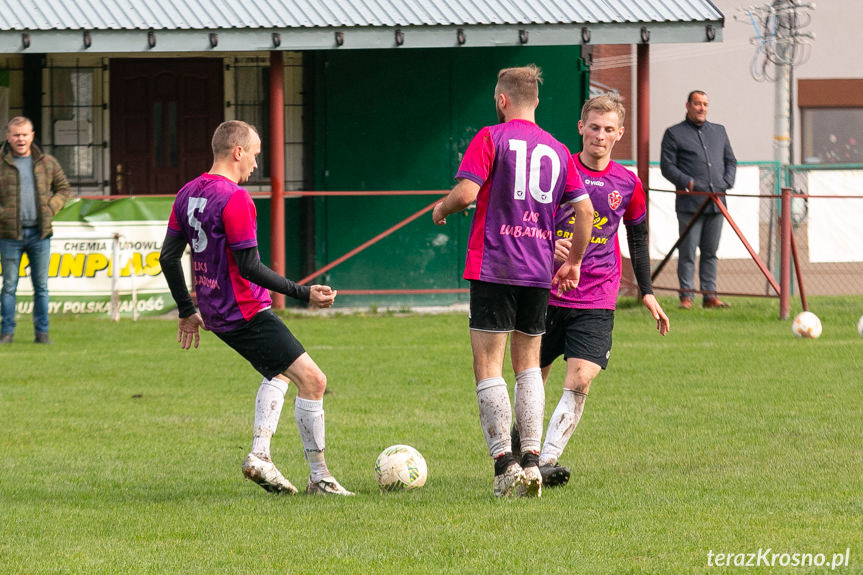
[0,116,71,344]
[661,90,737,309]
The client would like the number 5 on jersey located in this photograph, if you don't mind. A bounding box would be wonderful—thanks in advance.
[187,197,208,253]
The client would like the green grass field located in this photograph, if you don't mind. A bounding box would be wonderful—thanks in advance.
[2,296,862,574]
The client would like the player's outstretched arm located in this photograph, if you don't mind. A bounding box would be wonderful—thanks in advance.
[308,285,337,309]
[642,294,670,336]
[432,179,480,225]
[232,247,312,302]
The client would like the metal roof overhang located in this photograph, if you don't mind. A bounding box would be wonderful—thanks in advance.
[3,21,723,55]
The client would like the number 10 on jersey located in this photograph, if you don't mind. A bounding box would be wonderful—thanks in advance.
[508,138,560,204]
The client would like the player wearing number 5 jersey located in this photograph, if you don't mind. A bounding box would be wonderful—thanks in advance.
[159,120,353,497]
[433,65,593,498]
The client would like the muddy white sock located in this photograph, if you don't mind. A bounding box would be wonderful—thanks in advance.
[476,377,512,458]
[251,377,288,458]
[540,389,587,466]
[295,396,330,481]
[514,368,545,457]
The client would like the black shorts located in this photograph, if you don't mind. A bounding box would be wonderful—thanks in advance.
[215,309,306,379]
[469,280,549,336]
[540,306,614,369]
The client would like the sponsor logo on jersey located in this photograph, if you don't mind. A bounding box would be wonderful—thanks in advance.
[584,178,605,187]
[608,190,623,210]
[592,211,608,230]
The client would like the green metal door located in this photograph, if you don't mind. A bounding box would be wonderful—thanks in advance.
[311,46,588,307]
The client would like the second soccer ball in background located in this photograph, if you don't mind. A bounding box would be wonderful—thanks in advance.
[792,311,822,339]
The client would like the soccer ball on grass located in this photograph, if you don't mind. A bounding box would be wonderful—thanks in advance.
[858,315,863,337]
[374,444,427,491]
[791,311,822,339]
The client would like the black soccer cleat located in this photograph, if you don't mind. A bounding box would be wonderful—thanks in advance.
[539,463,571,488]
[510,425,521,459]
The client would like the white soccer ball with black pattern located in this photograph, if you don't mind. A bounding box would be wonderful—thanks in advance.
[792,311,822,339]
[374,445,427,491]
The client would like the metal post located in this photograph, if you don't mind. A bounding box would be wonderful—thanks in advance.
[779,187,791,319]
[636,43,650,222]
[269,51,286,309]
[111,233,120,322]
[773,0,793,319]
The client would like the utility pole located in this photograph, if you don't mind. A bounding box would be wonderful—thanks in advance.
[773,0,792,170]
[738,0,814,170]
[738,1,814,318]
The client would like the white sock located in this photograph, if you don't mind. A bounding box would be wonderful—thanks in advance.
[295,396,330,481]
[514,368,545,456]
[512,379,519,430]
[476,377,512,459]
[251,377,288,458]
[540,389,587,466]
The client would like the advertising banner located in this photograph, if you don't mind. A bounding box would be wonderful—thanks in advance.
[0,197,187,318]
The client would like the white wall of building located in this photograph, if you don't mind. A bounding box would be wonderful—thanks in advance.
[649,0,863,164]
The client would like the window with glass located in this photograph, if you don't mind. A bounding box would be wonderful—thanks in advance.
[48,65,99,181]
[799,78,863,166]
[231,54,304,190]
[232,58,270,183]
[801,108,863,164]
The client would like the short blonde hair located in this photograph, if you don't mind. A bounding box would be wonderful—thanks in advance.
[6,116,33,133]
[211,120,258,158]
[580,93,626,125]
[495,64,543,107]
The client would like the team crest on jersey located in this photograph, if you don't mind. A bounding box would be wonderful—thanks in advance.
[608,190,623,210]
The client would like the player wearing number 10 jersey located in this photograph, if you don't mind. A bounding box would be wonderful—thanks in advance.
[433,65,594,498]
[160,120,353,497]
[456,119,587,288]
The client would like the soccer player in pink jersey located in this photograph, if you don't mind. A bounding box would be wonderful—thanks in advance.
[159,121,353,496]
[512,93,670,487]
[433,65,594,497]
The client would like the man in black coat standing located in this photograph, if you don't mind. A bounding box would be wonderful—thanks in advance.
[661,90,737,309]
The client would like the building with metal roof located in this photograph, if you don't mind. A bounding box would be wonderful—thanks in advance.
[1,0,724,53]
[0,0,727,308]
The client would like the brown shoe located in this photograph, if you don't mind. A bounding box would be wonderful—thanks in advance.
[678,297,693,310]
[34,332,53,344]
[703,298,730,309]
[0,333,13,344]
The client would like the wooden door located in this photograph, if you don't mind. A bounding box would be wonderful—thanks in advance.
[110,59,223,195]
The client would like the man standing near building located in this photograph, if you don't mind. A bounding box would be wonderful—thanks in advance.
[160,120,352,496]
[660,90,737,309]
[0,116,71,344]
[432,65,594,498]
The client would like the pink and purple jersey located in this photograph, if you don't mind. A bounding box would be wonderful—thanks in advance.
[167,173,271,332]
[456,119,588,289]
[549,155,647,310]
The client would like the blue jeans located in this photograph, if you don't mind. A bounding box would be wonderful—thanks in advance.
[0,227,51,335]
